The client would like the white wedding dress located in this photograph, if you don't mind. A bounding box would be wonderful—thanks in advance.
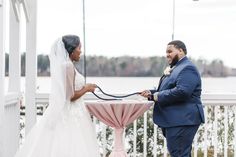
[14,69,100,157]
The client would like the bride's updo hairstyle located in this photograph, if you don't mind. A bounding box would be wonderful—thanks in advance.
[62,35,80,55]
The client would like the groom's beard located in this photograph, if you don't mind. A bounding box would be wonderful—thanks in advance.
[170,54,179,68]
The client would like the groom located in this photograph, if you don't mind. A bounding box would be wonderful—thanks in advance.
[140,40,205,157]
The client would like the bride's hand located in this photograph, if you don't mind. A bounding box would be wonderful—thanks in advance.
[84,83,97,92]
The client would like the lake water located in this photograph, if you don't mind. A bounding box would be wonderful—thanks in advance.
[5,77,236,94]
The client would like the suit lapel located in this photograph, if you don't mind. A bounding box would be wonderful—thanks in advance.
[157,57,188,91]
[157,74,166,91]
[157,56,188,91]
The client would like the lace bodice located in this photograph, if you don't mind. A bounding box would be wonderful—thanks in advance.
[63,69,87,119]
[74,69,85,91]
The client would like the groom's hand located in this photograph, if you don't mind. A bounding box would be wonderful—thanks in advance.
[140,90,152,99]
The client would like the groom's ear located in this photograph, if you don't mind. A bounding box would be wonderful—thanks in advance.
[179,48,187,55]
[178,48,183,53]
[179,49,186,56]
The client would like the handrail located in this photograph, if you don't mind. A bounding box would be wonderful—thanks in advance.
[35,93,236,105]
[4,92,22,107]
[202,93,236,105]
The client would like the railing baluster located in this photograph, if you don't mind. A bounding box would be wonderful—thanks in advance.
[204,105,208,157]
[93,116,98,144]
[143,112,147,157]
[153,124,157,157]
[214,106,219,157]
[164,138,167,157]
[234,105,236,157]
[194,129,198,157]
[93,116,97,127]
[133,119,137,156]
[102,123,107,157]
[224,106,228,157]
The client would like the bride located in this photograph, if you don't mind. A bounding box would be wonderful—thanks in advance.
[14,35,100,157]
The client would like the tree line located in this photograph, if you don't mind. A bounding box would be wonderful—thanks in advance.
[4,53,235,77]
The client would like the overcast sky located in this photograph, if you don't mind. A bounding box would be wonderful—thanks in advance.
[27,0,236,68]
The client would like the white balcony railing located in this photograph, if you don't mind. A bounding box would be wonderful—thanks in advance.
[30,93,236,157]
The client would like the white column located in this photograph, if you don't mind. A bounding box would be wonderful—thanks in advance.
[8,0,21,93]
[25,0,37,134]
[0,0,6,156]
[4,0,21,155]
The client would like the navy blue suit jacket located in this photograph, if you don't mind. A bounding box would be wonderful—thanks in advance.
[150,57,205,128]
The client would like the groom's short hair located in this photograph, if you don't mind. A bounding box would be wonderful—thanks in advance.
[168,40,187,54]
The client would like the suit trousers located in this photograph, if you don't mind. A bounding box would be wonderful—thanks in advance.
[161,125,200,157]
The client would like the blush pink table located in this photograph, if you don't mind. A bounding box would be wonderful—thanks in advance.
[85,100,154,157]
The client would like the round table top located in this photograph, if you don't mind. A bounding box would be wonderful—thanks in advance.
[85,99,154,128]
[85,99,154,105]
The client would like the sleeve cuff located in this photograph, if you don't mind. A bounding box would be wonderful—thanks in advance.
[153,92,158,102]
